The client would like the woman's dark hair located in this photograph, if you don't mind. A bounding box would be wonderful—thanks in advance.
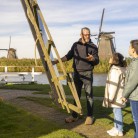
[110,52,126,67]
[130,39,138,54]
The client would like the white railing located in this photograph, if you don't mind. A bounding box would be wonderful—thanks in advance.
[0,66,42,83]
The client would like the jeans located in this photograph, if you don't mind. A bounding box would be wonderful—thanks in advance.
[130,100,138,138]
[72,71,93,118]
[113,108,123,132]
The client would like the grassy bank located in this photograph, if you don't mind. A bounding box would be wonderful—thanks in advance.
[0,101,84,138]
[0,58,44,72]
[0,58,131,73]
[0,84,105,97]
[0,83,134,137]
[18,97,134,138]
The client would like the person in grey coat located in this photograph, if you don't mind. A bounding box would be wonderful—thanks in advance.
[122,39,138,138]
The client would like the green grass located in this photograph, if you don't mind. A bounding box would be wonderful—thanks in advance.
[0,101,84,138]
[63,86,105,97]
[39,129,84,138]
[0,86,134,138]
[19,97,134,137]
[0,84,105,97]
[0,84,51,93]
[81,100,134,137]
[19,96,64,112]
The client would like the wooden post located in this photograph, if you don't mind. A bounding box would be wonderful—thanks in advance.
[4,66,8,82]
[4,66,7,73]
[32,67,35,82]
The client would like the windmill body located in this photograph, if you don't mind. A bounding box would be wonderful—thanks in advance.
[7,48,18,59]
[98,34,116,60]
[0,36,18,59]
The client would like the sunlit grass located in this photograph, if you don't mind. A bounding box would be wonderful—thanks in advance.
[0,101,84,138]
[19,97,134,137]
[0,84,105,97]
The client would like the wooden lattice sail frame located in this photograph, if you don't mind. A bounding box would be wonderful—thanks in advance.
[20,0,82,114]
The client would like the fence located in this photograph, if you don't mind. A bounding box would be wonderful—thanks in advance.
[0,66,42,84]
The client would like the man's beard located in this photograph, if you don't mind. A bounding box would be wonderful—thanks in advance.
[84,39,90,43]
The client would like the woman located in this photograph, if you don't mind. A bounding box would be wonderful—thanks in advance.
[103,52,126,136]
[122,40,138,138]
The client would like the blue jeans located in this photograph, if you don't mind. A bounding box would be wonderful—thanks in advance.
[130,100,138,138]
[113,108,123,132]
[72,71,93,118]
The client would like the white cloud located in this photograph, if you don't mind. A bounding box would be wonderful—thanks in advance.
[0,35,37,58]
[40,0,138,24]
[0,0,138,58]
[0,12,25,26]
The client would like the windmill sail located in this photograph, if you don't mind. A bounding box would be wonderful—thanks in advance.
[97,9,116,60]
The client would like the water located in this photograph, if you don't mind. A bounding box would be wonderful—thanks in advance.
[0,73,107,86]
[93,73,107,86]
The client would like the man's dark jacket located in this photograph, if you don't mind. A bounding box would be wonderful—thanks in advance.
[65,39,99,71]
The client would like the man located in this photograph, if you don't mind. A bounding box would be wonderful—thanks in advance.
[53,27,99,125]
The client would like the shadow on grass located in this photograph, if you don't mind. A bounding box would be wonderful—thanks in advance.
[92,101,134,137]
[0,83,134,138]
[0,101,85,138]
[18,96,134,138]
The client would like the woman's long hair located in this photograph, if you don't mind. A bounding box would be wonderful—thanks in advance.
[109,53,126,69]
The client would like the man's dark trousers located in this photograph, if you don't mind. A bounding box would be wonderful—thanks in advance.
[72,70,94,118]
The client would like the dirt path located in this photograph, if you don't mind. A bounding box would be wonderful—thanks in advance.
[0,89,132,138]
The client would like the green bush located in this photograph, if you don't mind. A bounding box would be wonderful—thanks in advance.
[0,58,131,73]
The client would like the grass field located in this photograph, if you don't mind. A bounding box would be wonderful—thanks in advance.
[0,84,105,97]
[0,84,135,137]
[18,97,135,137]
[0,101,84,138]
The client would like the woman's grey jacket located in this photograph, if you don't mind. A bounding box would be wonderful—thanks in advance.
[123,58,138,101]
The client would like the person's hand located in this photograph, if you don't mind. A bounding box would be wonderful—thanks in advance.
[121,97,127,103]
[52,60,58,65]
[86,53,95,61]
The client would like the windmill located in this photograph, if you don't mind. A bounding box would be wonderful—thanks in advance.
[0,36,18,59]
[97,9,116,60]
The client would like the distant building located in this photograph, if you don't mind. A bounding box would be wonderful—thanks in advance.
[98,34,116,60]
[7,48,18,59]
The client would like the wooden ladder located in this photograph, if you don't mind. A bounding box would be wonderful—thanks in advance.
[20,0,82,115]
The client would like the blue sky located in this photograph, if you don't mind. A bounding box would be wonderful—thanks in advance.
[0,0,138,58]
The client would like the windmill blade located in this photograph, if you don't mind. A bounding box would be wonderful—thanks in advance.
[97,8,105,46]
[91,34,97,36]
[99,8,105,34]
[9,36,11,49]
[113,37,116,51]
[100,31,115,35]
[0,49,8,51]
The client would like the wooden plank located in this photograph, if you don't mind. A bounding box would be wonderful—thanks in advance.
[20,0,59,105]
[20,0,82,115]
